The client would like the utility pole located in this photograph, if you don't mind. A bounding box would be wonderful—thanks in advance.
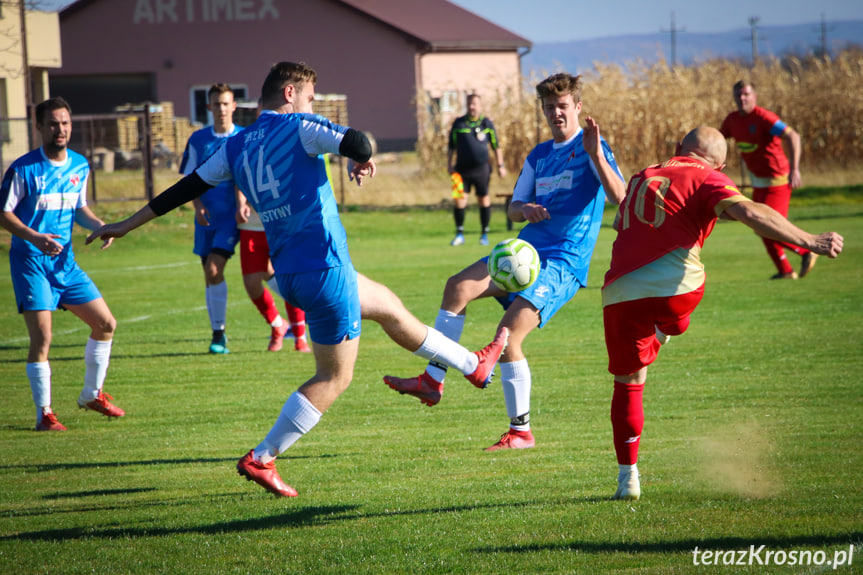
[748,16,760,64]
[661,12,685,67]
[818,12,833,58]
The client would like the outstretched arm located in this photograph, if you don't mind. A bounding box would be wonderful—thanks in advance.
[723,201,842,257]
[86,172,212,244]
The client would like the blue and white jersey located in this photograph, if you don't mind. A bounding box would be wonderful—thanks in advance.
[0,148,90,258]
[511,128,623,285]
[179,125,242,229]
[195,110,351,274]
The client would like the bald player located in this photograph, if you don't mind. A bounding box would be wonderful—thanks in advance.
[601,126,843,500]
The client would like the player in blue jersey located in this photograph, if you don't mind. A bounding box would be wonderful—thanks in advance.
[87,62,508,497]
[0,97,125,431]
[179,84,242,354]
[385,73,627,450]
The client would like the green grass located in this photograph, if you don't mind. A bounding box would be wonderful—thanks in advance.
[1,198,861,574]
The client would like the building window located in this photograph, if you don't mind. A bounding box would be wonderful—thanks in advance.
[439,90,460,114]
[189,84,248,126]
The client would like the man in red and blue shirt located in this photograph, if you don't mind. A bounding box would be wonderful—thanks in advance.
[720,80,815,279]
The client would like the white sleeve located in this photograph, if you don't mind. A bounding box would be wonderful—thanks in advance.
[194,144,233,186]
[299,116,345,157]
[511,160,536,203]
[76,173,90,208]
[181,146,198,176]
[1,171,26,212]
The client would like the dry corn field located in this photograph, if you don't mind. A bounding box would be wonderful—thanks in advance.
[418,48,863,184]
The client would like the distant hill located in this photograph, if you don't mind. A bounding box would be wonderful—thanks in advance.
[522,20,863,75]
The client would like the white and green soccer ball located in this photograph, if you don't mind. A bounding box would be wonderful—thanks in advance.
[487,238,541,292]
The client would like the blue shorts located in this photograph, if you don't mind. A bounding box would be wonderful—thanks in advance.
[276,265,361,345]
[491,256,582,328]
[194,221,238,259]
[9,250,102,313]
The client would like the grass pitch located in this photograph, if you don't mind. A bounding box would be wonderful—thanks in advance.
[1,199,861,574]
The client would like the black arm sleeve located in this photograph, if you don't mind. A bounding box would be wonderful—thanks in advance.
[338,128,372,163]
[148,172,213,216]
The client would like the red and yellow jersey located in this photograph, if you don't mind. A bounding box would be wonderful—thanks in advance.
[720,106,790,186]
[602,157,750,306]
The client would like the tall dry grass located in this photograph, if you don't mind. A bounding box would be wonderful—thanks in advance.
[419,48,863,184]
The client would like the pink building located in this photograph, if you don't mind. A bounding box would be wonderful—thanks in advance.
[53,0,531,151]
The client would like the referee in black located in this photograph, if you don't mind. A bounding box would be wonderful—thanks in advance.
[447,94,506,246]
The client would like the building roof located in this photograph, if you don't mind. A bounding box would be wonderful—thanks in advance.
[60,0,532,52]
[337,0,531,51]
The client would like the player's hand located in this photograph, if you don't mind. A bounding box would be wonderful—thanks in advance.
[195,206,210,226]
[86,222,130,245]
[33,233,64,257]
[812,231,843,258]
[790,168,803,190]
[497,165,508,178]
[521,203,551,223]
[236,204,250,224]
[349,159,376,187]
[583,116,601,158]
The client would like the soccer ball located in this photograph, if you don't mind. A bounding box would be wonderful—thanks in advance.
[487,238,541,292]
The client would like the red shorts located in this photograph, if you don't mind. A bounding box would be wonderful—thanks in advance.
[603,285,705,376]
[239,230,271,275]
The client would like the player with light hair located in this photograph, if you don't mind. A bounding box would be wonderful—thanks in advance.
[603,126,843,500]
[385,72,626,451]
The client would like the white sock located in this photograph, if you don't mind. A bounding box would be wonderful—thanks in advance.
[414,327,477,377]
[501,360,531,429]
[206,281,228,331]
[254,391,322,463]
[27,362,51,422]
[80,338,112,402]
[427,310,465,382]
[265,276,283,300]
[271,316,284,328]
[618,463,638,478]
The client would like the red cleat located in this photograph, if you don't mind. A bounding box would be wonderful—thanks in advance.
[268,323,290,352]
[236,450,298,497]
[465,326,509,389]
[35,411,67,431]
[294,338,311,353]
[78,391,125,417]
[485,428,535,451]
[383,371,443,407]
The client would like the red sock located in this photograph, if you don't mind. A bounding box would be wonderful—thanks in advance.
[285,303,306,339]
[611,381,644,465]
[252,290,280,325]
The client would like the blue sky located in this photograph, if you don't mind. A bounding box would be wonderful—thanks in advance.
[39,0,863,43]
[449,0,863,43]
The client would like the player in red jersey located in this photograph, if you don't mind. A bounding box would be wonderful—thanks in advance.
[235,191,310,353]
[602,127,843,500]
[720,80,815,279]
